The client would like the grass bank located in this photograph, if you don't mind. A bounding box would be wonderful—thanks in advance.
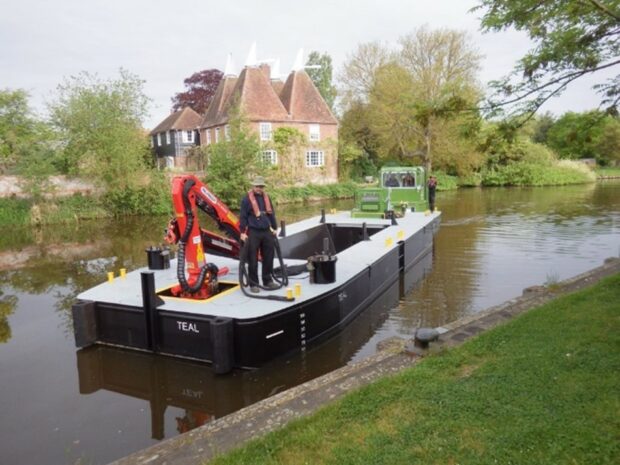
[211,273,620,465]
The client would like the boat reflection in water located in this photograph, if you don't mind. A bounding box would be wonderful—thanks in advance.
[76,249,433,440]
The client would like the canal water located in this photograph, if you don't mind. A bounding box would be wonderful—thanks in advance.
[1,182,618,465]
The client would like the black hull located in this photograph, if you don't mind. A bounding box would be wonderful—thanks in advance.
[73,216,440,371]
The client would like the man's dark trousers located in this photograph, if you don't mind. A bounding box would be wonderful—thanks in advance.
[247,228,275,286]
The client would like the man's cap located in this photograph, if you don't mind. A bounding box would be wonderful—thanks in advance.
[252,176,266,186]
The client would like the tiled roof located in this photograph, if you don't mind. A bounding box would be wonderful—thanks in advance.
[233,67,289,122]
[271,79,284,97]
[199,75,238,128]
[150,107,202,134]
[199,65,337,129]
[280,70,337,124]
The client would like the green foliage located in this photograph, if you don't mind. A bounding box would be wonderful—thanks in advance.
[529,112,556,144]
[0,198,31,226]
[546,111,620,165]
[340,27,483,173]
[546,111,607,159]
[269,126,307,185]
[204,108,261,208]
[480,122,557,168]
[432,171,459,190]
[338,141,376,181]
[474,0,620,117]
[0,89,59,175]
[481,160,595,186]
[48,70,151,190]
[213,274,620,465]
[270,182,358,203]
[102,175,171,217]
[305,51,338,111]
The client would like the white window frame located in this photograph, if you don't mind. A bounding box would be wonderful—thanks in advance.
[305,150,324,167]
[166,131,171,145]
[309,124,320,142]
[262,150,278,165]
[206,129,211,145]
[259,122,272,141]
[215,127,220,143]
[225,124,231,141]
[183,130,194,143]
[157,133,162,147]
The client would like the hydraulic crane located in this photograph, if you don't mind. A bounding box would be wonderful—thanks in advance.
[164,175,241,299]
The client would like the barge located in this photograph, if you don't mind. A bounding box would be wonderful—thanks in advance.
[73,169,440,374]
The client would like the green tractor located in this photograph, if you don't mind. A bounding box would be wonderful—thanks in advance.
[351,166,429,219]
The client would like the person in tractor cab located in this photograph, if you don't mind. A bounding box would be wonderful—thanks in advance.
[239,176,279,293]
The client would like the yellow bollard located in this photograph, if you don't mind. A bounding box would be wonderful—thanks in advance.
[107,271,114,283]
[286,288,294,300]
[120,268,127,278]
[294,283,301,297]
[397,230,404,240]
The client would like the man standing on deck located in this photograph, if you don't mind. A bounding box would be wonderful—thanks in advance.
[239,176,279,293]
[427,175,437,212]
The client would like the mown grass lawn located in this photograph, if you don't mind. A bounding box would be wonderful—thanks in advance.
[210,273,620,465]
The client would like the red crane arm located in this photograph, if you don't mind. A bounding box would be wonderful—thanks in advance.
[166,175,241,299]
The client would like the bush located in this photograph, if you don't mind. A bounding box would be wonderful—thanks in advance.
[432,171,459,190]
[102,176,171,216]
[481,161,595,186]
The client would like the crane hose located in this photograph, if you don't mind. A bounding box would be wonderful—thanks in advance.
[177,178,217,294]
[238,236,294,302]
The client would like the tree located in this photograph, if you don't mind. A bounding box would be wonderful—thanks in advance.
[546,110,619,162]
[48,70,151,190]
[204,106,261,207]
[0,89,56,174]
[305,52,337,111]
[171,69,223,114]
[474,0,620,117]
[595,117,620,165]
[529,112,556,144]
[368,27,483,173]
[338,41,391,108]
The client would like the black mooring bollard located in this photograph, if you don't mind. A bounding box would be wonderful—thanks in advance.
[279,220,286,237]
[320,209,326,223]
[141,271,161,352]
[362,222,370,241]
[210,317,234,374]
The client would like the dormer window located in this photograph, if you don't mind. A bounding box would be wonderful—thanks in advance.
[309,124,320,142]
[259,122,272,141]
[183,130,194,143]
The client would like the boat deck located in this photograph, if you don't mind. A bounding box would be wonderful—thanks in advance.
[77,211,439,319]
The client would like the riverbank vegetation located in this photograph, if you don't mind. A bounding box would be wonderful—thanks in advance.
[210,272,620,465]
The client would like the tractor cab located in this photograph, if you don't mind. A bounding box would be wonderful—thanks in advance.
[351,166,428,219]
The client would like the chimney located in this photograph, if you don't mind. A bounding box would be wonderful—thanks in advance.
[259,63,271,80]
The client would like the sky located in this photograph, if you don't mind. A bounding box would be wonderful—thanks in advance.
[0,0,613,129]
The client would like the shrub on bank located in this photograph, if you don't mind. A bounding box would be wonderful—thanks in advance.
[270,182,358,203]
[481,161,595,186]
